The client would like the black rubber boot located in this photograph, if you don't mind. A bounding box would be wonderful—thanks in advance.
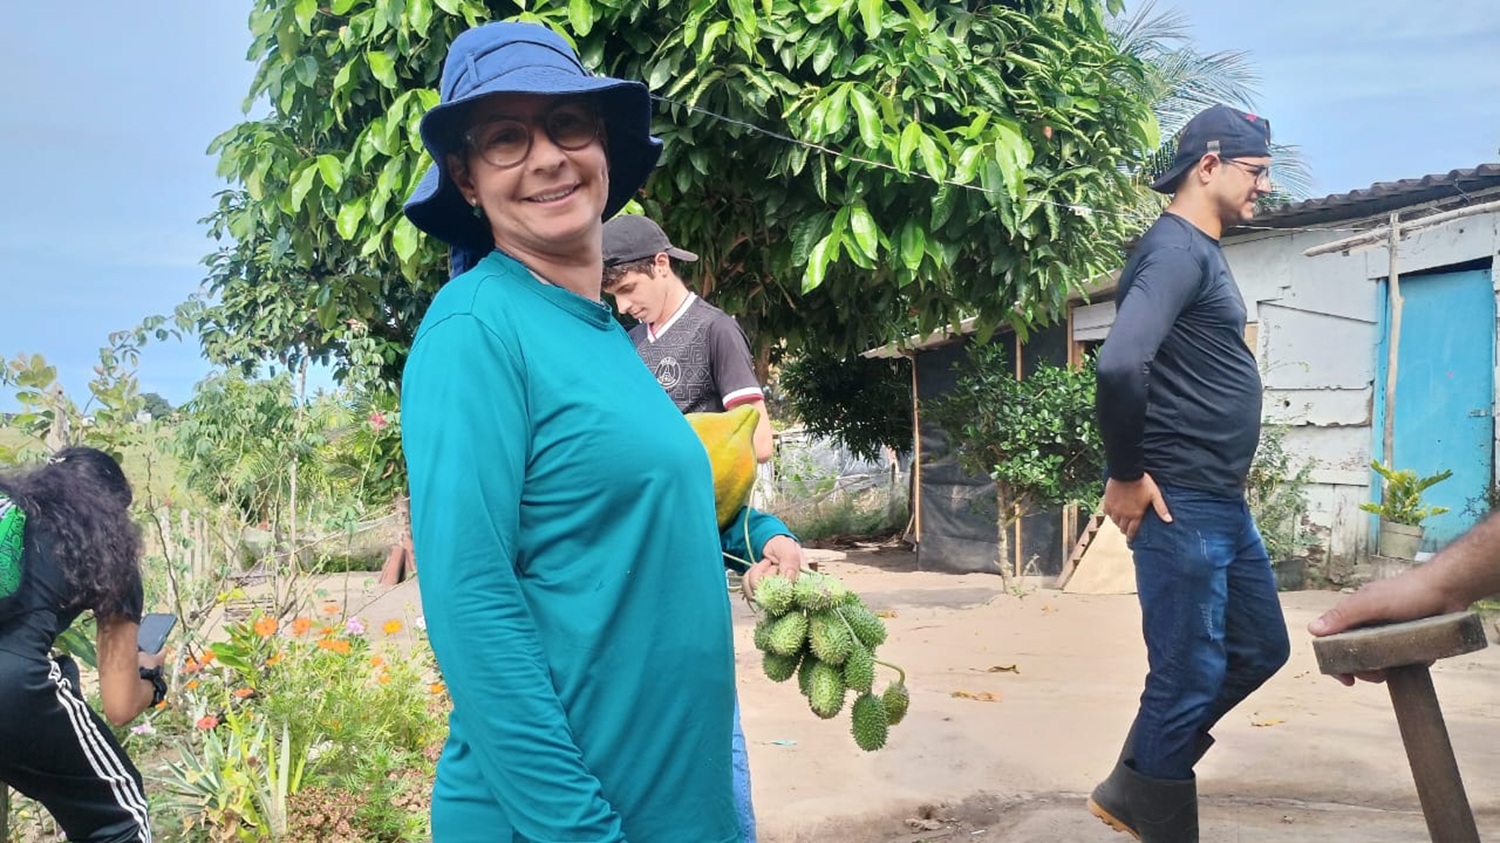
[1088,729,1211,842]
[1087,761,1198,842]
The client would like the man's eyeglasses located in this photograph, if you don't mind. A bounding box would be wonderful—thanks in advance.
[1223,158,1273,186]
[464,100,601,169]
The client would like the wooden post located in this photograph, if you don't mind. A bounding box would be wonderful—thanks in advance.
[1012,332,1024,579]
[1383,211,1403,469]
[909,353,922,545]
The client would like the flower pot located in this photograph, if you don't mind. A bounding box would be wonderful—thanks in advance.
[1272,557,1307,591]
[1378,520,1424,560]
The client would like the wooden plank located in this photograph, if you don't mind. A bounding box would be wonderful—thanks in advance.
[1062,517,1136,595]
[1055,512,1104,590]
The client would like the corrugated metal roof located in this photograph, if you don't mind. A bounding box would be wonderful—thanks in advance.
[1236,163,1500,231]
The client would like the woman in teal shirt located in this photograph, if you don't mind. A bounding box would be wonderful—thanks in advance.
[401,21,787,842]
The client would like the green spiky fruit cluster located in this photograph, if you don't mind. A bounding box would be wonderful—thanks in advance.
[751,570,909,752]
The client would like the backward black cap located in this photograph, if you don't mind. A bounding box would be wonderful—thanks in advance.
[1151,105,1272,194]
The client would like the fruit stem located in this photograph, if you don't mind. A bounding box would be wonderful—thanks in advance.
[873,659,907,685]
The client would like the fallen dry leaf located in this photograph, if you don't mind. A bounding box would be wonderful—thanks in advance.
[951,690,1002,702]
[1251,718,1285,728]
[876,610,899,619]
[986,664,1019,674]
[905,818,944,832]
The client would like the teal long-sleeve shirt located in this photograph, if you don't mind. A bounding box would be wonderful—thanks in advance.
[402,252,739,843]
[720,507,797,573]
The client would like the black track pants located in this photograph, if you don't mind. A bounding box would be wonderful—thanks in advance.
[0,652,152,842]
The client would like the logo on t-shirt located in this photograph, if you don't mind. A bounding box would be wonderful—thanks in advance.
[655,357,682,390]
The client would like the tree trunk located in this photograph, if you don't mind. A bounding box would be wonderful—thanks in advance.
[995,485,1014,590]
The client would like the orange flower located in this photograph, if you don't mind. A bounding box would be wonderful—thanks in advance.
[291,617,312,636]
[253,617,278,638]
[185,680,200,690]
[266,651,283,667]
[429,682,446,695]
[182,657,200,674]
[331,640,352,655]
[382,619,403,635]
[316,639,334,651]
[318,625,336,638]
[200,650,217,666]
[196,715,219,730]
[369,655,385,668]
[320,602,341,615]
[378,672,391,685]
[154,700,168,710]
[233,688,254,699]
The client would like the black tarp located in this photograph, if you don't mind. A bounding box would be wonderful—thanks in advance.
[913,324,1080,576]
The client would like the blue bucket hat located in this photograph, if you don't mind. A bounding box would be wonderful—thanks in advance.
[404,22,661,252]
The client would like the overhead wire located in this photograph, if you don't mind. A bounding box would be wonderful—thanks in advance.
[650,93,1381,237]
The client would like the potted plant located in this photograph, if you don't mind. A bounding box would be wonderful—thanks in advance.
[1359,461,1452,559]
[1246,426,1315,590]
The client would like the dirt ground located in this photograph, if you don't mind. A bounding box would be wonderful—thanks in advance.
[332,547,1500,842]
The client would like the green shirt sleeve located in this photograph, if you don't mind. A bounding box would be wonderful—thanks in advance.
[719,506,798,572]
[404,313,626,842]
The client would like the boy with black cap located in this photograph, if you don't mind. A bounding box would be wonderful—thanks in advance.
[601,215,776,463]
[1088,104,1288,841]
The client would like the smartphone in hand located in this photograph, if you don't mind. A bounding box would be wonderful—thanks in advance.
[137,612,177,655]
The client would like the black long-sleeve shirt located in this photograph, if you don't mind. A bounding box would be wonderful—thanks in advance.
[1096,214,1262,493]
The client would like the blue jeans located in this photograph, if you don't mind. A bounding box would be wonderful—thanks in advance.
[1127,484,1290,780]
[731,698,756,842]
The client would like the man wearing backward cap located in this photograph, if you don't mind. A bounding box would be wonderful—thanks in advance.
[1089,104,1285,842]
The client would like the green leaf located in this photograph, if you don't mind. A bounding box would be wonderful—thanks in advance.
[294,0,318,35]
[290,165,320,211]
[409,0,433,34]
[392,216,421,262]
[858,0,882,38]
[367,50,398,89]
[849,88,882,149]
[789,212,829,266]
[294,55,319,87]
[332,0,359,12]
[898,220,925,270]
[826,84,850,135]
[848,202,879,260]
[316,155,346,193]
[810,38,838,75]
[897,123,922,172]
[803,232,839,293]
[699,20,730,62]
[916,132,946,181]
[434,0,462,13]
[568,0,594,37]
[336,197,368,240]
[727,0,756,43]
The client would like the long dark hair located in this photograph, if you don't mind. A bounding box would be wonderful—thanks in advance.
[0,447,143,621]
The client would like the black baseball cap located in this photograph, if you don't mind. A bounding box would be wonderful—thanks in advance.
[601,215,699,267]
[1151,104,1273,194]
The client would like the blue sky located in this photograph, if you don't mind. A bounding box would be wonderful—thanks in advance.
[2,1,1497,410]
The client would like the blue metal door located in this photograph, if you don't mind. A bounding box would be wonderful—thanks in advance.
[1373,267,1496,550]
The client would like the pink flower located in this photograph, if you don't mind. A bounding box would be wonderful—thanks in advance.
[130,722,156,737]
[369,411,388,432]
[345,617,366,636]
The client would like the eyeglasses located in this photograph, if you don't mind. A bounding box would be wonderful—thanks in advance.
[1223,158,1273,186]
[464,100,601,169]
